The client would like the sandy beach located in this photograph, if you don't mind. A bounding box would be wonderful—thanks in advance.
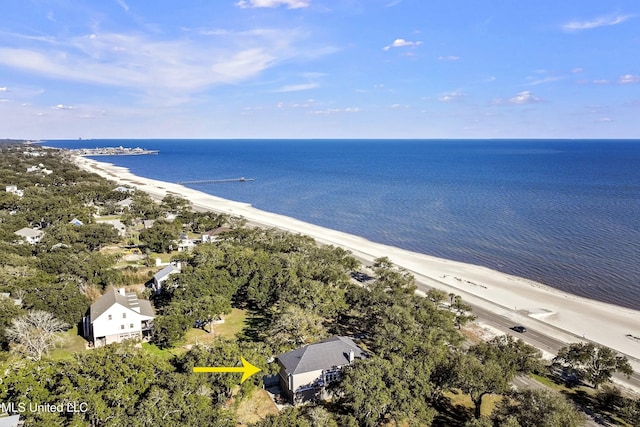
[73,155,640,370]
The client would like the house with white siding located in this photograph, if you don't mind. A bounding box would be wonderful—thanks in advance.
[83,288,155,348]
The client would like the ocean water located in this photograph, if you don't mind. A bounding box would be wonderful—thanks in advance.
[45,139,640,310]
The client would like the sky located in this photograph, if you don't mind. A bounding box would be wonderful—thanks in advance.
[1,0,639,139]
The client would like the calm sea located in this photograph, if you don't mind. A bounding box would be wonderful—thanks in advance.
[45,139,640,310]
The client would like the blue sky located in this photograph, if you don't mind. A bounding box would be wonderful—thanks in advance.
[1,0,639,139]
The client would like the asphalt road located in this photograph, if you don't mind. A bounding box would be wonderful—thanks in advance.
[466,302,640,394]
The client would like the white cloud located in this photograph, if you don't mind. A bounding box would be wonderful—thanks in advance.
[562,14,632,32]
[0,29,312,98]
[309,107,360,115]
[494,91,542,105]
[527,76,563,86]
[438,55,460,61]
[54,104,74,110]
[598,117,613,123]
[0,87,8,92]
[592,79,609,85]
[383,38,422,51]
[116,0,129,12]
[438,90,463,102]
[619,74,640,84]
[272,82,319,92]
[236,0,310,9]
[572,67,584,73]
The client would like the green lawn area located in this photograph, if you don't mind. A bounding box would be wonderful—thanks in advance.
[141,342,186,359]
[445,390,503,418]
[182,308,249,347]
[152,251,178,264]
[49,326,87,360]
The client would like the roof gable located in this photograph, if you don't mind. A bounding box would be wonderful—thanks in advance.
[153,264,179,281]
[90,288,155,321]
[278,336,366,375]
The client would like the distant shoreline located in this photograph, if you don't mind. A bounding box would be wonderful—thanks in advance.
[69,154,640,376]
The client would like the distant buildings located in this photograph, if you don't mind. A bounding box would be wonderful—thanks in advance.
[5,185,23,197]
[276,336,366,405]
[83,288,155,348]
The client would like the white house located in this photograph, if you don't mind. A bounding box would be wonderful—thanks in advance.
[277,336,366,404]
[13,227,43,244]
[5,185,23,197]
[83,288,155,348]
[97,219,127,237]
[151,263,180,293]
[201,226,231,243]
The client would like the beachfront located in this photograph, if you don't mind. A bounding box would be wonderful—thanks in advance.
[73,155,640,372]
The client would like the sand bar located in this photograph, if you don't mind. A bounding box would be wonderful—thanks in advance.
[73,156,640,368]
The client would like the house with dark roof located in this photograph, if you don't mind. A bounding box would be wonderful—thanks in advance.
[83,288,155,347]
[277,336,366,404]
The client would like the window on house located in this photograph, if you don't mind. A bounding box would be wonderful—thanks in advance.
[130,323,134,328]
[121,325,125,330]
[122,313,126,319]
[108,315,112,320]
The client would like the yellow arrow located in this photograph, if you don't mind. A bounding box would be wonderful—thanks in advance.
[193,357,262,384]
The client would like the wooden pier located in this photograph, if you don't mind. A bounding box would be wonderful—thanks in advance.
[177,177,255,185]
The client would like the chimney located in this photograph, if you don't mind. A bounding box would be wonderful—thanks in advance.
[348,349,355,363]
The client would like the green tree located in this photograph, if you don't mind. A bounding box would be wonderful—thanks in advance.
[492,388,586,427]
[0,296,25,351]
[266,305,328,352]
[139,219,181,253]
[470,334,543,376]
[553,342,633,389]
[456,355,510,419]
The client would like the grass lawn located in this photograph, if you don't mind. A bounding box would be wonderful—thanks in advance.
[182,308,249,346]
[235,388,279,426]
[152,252,178,264]
[141,342,186,359]
[49,326,87,360]
[445,390,503,418]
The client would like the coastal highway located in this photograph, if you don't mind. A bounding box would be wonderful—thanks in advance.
[468,302,640,393]
[352,259,640,395]
[413,278,640,394]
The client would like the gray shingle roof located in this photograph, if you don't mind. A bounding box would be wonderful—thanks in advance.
[90,288,155,321]
[278,336,366,375]
[14,227,43,238]
[153,264,179,282]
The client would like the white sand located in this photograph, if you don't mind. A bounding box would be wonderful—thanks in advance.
[74,156,640,365]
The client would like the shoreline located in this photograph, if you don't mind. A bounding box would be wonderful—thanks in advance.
[72,155,640,365]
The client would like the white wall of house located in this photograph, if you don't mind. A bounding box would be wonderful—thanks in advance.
[291,369,324,392]
[92,304,152,346]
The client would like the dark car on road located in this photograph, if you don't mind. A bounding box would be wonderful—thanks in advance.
[512,326,527,333]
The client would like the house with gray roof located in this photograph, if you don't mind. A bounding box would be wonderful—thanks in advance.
[277,336,366,404]
[13,227,43,244]
[83,287,155,347]
[152,263,180,293]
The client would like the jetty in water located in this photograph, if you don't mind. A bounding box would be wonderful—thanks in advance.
[177,177,255,185]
